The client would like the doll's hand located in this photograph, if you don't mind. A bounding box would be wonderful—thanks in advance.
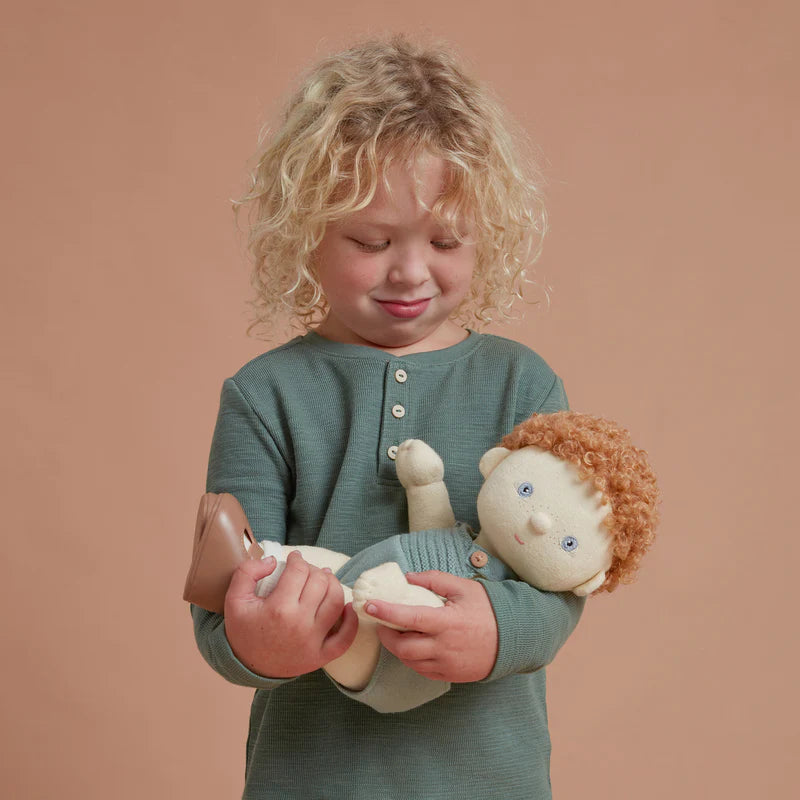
[395,439,445,488]
[224,550,359,678]
[364,571,498,682]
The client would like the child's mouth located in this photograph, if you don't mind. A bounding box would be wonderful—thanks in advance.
[377,299,431,319]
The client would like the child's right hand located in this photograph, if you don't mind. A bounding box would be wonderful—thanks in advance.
[224,550,359,678]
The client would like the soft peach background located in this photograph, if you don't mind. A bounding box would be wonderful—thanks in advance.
[3,2,797,798]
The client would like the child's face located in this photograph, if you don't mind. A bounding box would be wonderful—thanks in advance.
[314,156,476,353]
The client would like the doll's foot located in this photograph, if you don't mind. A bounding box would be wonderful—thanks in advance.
[395,439,445,488]
[352,562,445,631]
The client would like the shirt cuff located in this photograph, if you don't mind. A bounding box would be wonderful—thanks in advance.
[480,580,585,681]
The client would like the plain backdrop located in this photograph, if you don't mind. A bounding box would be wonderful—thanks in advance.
[2,1,798,798]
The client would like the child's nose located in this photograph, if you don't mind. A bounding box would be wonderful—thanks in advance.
[388,247,430,286]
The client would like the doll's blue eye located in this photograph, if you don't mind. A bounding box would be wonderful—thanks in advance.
[561,536,579,552]
[517,482,533,498]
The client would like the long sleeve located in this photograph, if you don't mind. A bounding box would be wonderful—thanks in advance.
[481,582,584,679]
[191,378,294,690]
[482,373,585,680]
[186,333,575,799]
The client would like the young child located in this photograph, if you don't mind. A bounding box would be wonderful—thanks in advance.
[192,36,582,800]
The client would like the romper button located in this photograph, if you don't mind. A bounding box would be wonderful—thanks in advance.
[470,551,488,568]
[391,404,406,419]
[394,368,408,383]
[387,445,399,460]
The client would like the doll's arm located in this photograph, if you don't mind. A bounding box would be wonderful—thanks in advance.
[395,439,456,531]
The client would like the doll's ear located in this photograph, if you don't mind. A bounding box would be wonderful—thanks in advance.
[479,447,512,478]
[572,570,607,597]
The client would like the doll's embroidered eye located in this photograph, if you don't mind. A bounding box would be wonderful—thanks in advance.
[517,482,533,498]
[561,536,579,552]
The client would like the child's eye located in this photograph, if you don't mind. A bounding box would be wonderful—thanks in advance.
[517,482,533,498]
[350,238,389,253]
[560,536,579,552]
[431,239,460,250]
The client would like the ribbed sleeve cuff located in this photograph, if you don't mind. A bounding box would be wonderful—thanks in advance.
[480,581,585,682]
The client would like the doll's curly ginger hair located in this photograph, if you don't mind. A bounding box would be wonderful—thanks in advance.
[501,411,660,594]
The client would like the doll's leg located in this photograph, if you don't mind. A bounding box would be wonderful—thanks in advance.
[351,562,445,632]
[255,544,350,596]
[323,583,383,690]
[253,545,381,690]
[395,439,457,531]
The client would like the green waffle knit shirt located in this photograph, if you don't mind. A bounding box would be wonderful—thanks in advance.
[191,330,584,800]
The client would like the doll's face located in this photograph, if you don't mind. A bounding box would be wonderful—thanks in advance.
[476,446,613,594]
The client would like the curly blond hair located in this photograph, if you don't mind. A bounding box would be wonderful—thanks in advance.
[501,412,660,594]
[235,34,546,336]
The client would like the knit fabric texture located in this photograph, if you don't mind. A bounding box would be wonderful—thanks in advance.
[191,330,583,800]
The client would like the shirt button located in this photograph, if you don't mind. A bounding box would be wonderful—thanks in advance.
[394,368,408,383]
[391,404,406,419]
[387,445,399,460]
[470,551,488,568]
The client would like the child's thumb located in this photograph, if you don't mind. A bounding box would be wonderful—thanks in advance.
[225,556,277,604]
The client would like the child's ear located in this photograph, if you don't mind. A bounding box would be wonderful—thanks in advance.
[479,447,511,478]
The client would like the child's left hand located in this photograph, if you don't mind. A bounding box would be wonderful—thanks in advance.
[364,571,498,682]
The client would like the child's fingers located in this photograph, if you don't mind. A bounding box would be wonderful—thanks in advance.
[269,550,313,603]
[363,599,447,634]
[225,556,277,605]
[404,569,467,599]
[299,565,336,610]
[321,603,359,662]
[376,628,438,662]
[314,576,346,629]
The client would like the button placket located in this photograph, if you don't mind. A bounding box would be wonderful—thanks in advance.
[378,361,410,477]
[389,363,409,449]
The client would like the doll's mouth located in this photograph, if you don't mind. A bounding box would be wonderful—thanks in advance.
[514,534,525,545]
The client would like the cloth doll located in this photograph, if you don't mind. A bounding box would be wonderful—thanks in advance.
[247,411,659,705]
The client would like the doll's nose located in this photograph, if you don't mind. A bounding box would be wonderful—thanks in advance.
[528,511,552,535]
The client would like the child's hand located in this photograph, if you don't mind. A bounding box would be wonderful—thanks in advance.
[224,550,359,679]
[364,571,498,682]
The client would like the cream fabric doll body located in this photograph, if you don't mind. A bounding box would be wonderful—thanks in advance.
[255,411,658,693]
